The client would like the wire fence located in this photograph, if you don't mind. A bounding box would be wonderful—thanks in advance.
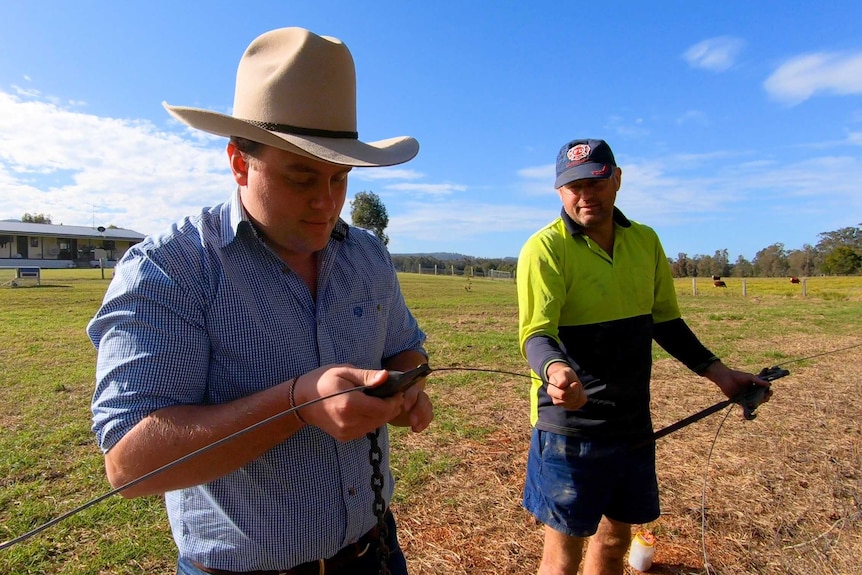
[397,264,515,280]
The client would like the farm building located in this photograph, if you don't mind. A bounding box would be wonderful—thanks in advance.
[0,220,145,269]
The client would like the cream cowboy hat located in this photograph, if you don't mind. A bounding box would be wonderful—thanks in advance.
[163,27,418,167]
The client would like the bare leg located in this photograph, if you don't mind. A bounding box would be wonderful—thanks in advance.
[582,517,632,575]
[538,524,586,575]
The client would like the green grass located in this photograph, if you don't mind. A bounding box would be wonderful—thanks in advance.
[1,271,861,574]
[0,270,175,575]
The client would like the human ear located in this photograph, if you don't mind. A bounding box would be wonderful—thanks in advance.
[227,143,249,185]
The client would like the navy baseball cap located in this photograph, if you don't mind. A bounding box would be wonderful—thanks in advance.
[554,139,616,188]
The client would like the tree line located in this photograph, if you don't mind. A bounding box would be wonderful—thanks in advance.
[668,225,862,278]
[386,222,862,278]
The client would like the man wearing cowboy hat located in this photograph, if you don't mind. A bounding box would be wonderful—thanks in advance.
[88,27,432,575]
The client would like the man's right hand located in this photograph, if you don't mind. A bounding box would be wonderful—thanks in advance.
[292,365,405,441]
[544,362,588,410]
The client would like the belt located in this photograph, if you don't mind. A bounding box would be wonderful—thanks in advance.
[191,520,381,575]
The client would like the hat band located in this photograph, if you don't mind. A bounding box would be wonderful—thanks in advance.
[245,119,358,139]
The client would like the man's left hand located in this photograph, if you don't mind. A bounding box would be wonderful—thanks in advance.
[702,360,771,400]
[389,384,433,432]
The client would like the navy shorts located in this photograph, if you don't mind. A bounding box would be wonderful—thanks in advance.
[522,427,660,538]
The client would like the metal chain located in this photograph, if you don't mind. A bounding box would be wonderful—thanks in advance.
[367,428,391,575]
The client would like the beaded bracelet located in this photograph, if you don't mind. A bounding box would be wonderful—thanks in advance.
[288,376,307,424]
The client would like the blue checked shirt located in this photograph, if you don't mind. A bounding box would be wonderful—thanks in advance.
[87,189,426,571]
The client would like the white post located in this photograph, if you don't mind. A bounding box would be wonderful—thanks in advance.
[742,279,747,296]
[691,277,697,296]
[802,278,807,297]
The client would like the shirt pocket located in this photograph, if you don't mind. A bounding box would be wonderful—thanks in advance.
[323,296,390,365]
[625,265,656,314]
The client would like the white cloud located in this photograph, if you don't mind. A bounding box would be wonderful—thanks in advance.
[388,200,551,244]
[384,182,467,196]
[515,147,862,229]
[676,110,709,126]
[516,165,553,180]
[0,89,230,234]
[11,84,42,98]
[515,164,555,197]
[764,51,862,105]
[351,167,424,181]
[605,115,649,137]
[683,36,745,72]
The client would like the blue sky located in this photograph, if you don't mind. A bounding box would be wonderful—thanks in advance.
[1,1,861,260]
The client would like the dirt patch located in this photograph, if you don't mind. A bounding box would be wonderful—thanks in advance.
[393,342,862,574]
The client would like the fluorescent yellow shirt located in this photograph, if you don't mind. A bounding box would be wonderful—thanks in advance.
[517,208,681,437]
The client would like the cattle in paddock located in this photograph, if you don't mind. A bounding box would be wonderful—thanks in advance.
[790,277,801,284]
[713,280,727,288]
[712,275,721,281]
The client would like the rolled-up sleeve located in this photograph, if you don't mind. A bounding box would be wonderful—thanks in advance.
[87,247,209,453]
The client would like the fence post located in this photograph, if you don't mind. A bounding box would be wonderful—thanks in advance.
[434,264,438,275]
[802,278,807,297]
[742,279,747,296]
[692,277,697,296]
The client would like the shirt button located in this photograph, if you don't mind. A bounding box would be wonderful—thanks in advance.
[348,487,356,496]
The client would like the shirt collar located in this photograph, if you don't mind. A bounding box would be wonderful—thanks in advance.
[212,186,244,249]
[560,206,631,237]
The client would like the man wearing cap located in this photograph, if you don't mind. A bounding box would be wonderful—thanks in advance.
[87,28,432,575]
[516,139,768,574]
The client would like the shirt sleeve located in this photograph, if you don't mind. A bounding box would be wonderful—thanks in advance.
[517,232,567,360]
[87,245,210,453]
[652,318,718,373]
[523,334,574,381]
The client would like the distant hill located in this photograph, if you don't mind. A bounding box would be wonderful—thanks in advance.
[390,252,518,274]
[393,252,471,261]
[393,252,518,262]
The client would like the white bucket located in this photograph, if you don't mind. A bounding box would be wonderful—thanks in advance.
[627,530,656,572]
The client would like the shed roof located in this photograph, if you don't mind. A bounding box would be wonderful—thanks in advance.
[0,221,146,242]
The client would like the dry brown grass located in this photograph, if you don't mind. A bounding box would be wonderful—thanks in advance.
[392,336,862,575]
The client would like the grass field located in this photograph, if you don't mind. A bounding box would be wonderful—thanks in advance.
[1,270,860,574]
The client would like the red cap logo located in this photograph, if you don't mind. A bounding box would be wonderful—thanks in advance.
[567,144,591,163]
